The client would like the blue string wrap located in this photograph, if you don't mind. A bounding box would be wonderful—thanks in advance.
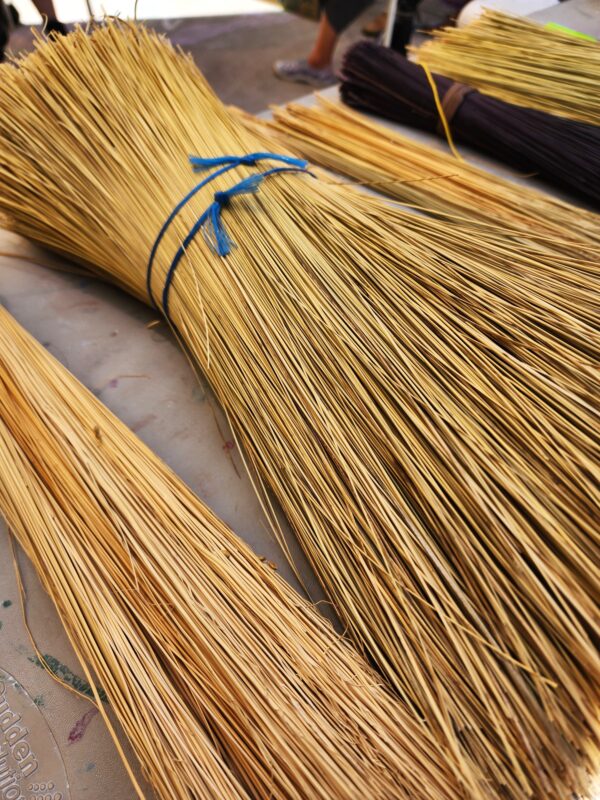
[189,152,307,173]
[146,152,309,315]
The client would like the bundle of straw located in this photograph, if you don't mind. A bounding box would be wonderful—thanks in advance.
[242,96,600,252]
[0,25,599,800]
[340,40,600,204]
[0,304,456,800]
[415,10,600,126]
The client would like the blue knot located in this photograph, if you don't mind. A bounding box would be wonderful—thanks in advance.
[202,173,265,257]
[147,151,311,319]
[213,190,231,207]
[189,152,305,174]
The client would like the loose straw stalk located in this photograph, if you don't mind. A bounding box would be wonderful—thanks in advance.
[240,96,600,255]
[414,10,600,125]
[0,305,456,800]
[0,25,599,800]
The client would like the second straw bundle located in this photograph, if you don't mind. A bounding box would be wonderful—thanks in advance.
[339,39,600,203]
[0,25,598,800]
[0,304,450,800]
[415,10,600,125]
[242,96,600,251]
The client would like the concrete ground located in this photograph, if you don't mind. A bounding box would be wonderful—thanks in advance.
[150,6,387,111]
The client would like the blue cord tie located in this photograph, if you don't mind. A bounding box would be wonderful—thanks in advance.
[189,152,307,172]
[160,165,310,319]
[147,152,309,314]
[201,173,262,257]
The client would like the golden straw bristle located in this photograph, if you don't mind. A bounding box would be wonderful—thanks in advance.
[414,10,600,125]
[239,96,600,255]
[0,304,458,800]
[0,24,598,800]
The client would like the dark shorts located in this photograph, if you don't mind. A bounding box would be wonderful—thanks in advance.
[321,0,374,33]
[321,0,422,34]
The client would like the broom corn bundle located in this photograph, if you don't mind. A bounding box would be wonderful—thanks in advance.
[0,25,599,800]
[340,40,600,204]
[242,96,600,253]
[0,304,457,800]
[415,10,600,126]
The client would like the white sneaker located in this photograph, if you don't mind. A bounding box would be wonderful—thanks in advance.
[273,59,336,88]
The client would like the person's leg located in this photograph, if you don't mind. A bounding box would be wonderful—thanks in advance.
[274,0,373,85]
[32,0,67,34]
[306,11,337,68]
[34,0,57,18]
